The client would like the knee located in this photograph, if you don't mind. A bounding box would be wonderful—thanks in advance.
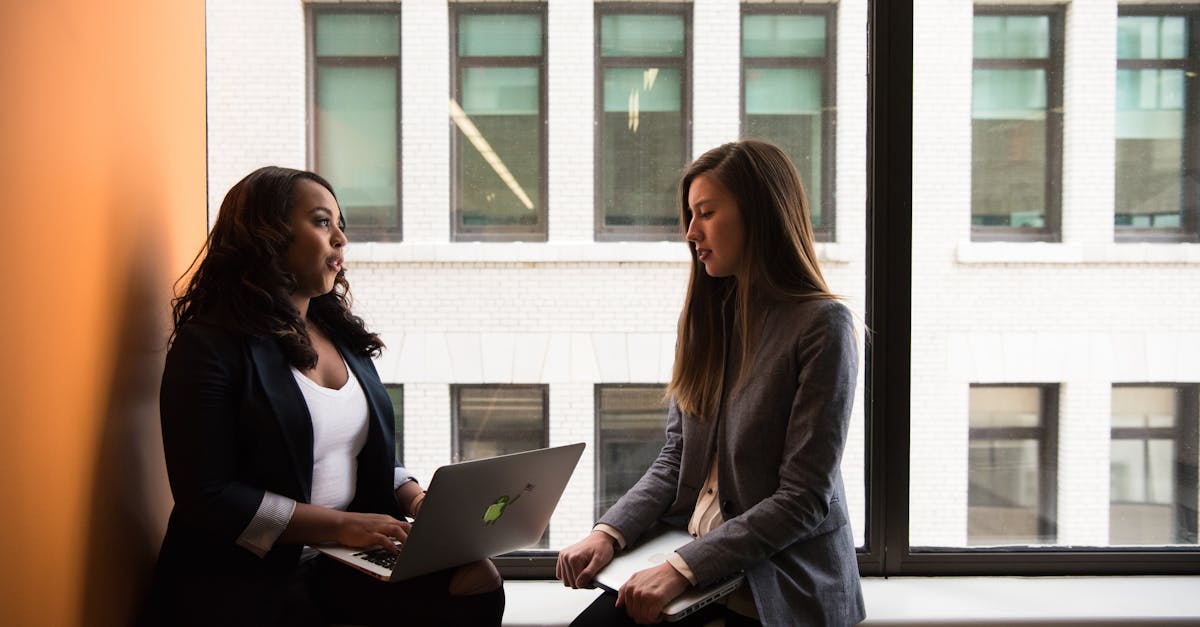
[447,559,502,596]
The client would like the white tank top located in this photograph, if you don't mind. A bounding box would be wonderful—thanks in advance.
[290,361,369,511]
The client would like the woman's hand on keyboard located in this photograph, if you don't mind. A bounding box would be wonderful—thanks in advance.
[336,512,411,553]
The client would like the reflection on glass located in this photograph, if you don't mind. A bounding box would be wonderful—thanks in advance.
[454,385,547,462]
[596,385,668,519]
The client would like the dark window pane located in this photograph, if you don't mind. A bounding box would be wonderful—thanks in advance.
[745,66,824,227]
[455,386,547,462]
[459,67,541,226]
[596,386,668,519]
[602,67,683,228]
[386,385,404,465]
[972,69,1048,228]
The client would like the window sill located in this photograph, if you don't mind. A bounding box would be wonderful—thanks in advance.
[501,576,1200,626]
[957,241,1200,265]
[349,241,855,265]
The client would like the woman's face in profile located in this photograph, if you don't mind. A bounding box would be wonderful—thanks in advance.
[685,173,745,279]
[282,179,346,302]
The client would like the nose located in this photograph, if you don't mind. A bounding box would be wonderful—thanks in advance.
[685,215,700,243]
[332,224,347,248]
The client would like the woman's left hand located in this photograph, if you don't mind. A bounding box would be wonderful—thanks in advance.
[615,562,691,624]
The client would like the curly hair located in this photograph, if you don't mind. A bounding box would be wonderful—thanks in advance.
[171,166,383,367]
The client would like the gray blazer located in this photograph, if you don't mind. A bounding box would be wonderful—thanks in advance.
[598,298,865,626]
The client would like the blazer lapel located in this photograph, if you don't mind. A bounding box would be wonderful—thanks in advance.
[248,337,314,501]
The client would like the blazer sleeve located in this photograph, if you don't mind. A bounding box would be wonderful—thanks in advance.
[595,400,687,542]
[160,323,270,545]
[676,302,858,585]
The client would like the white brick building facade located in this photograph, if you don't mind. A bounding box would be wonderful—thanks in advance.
[206,0,1197,550]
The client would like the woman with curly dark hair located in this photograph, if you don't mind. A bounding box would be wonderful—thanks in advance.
[143,166,504,626]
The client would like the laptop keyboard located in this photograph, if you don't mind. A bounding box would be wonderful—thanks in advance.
[353,540,403,569]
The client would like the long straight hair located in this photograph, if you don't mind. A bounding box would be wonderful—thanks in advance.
[171,166,383,367]
[667,140,835,420]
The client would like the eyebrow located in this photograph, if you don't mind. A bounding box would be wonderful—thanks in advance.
[309,206,345,226]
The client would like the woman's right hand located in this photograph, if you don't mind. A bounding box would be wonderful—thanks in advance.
[556,530,617,589]
[334,511,411,553]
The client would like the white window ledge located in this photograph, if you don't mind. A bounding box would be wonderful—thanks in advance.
[501,576,1200,627]
[348,241,855,265]
[957,242,1200,265]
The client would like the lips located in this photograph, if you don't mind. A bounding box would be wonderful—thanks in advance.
[327,255,344,272]
[696,248,712,262]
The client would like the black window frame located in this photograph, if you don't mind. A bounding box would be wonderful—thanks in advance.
[739,2,838,243]
[593,2,692,242]
[495,0,1200,579]
[970,6,1065,243]
[307,4,404,242]
[449,2,549,242]
[1114,6,1200,243]
[385,384,404,466]
[1111,383,1200,545]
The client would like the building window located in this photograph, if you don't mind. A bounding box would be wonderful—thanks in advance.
[385,384,404,465]
[451,5,547,241]
[452,385,548,462]
[595,385,669,520]
[967,385,1058,546]
[595,5,690,241]
[1115,10,1200,242]
[310,9,402,241]
[1111,385,1199,545]
[741,4,837,242]
[971,9,1063,241]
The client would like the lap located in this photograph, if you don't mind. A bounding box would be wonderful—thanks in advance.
[570,591,754,627]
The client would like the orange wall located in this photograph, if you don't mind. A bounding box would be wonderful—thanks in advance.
[0,2,205,625]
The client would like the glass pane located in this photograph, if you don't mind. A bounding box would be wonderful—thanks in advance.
[316,65,398,229]
[968,438,1046,545]
[596,386,669,519]
[315,13,399,57]
[386,385,404,464]
[602,67,683,228]
[1113,387,1177,428]
[456,386,546,461]
[1118,16,1187,60]
[742,14,826,58]
[459,14,542,57]
[1115,68,1186,228]
[974,15,1050,59]
[457,67,540,226]
[970,387,1041,428]
[972,69,1047,228]
[745,67,823,228]
[600,15,685,57]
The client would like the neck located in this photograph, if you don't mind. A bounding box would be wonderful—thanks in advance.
[290,293,310,321]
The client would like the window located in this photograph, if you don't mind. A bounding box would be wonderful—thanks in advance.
[1111,385,1199,545]
[967,385,1058,546]
[971,9,1063,241]
[451,5,547,241]
[595,5,690,240]
[451,385,548,462]
[310,8,402,241]
[385,384,404,465]
[741,5,837,241]
[595,385,668,519]
[1115,9,1200,242]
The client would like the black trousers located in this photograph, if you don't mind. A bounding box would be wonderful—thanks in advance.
[570,591,761,627]
[281,556,505,627]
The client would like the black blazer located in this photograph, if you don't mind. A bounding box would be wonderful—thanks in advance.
[145,321,402,625]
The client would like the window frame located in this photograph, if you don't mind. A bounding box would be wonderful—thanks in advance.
[307,4,404,242]
[1114,6,1200,243]
[449,2,549,242]
[385,383,404,466]
[1111,383,1200,545]
[593,2,693,242]
[739,3,838,243]
[969,6,1065,243]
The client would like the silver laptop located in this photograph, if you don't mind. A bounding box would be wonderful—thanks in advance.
[318,442,585,582]
[595,527,745,622]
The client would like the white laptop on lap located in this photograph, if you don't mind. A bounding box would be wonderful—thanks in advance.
[318,442,585,582]
[594,526,745,622]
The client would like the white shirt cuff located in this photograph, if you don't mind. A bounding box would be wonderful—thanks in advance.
[593,523,627,550]
[235,492,296,558]
[393,466,417,491]
[666,552,698,586]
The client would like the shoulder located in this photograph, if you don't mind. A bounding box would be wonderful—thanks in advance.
[771,297,854,335]
[168,321,252,365]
